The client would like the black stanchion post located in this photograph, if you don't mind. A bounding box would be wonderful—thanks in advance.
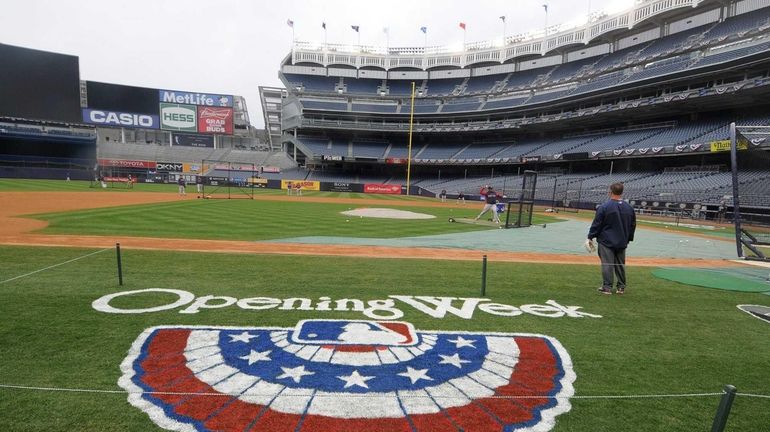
[116,242,123,286]
[710,385,737,432]
[481,255,487,296]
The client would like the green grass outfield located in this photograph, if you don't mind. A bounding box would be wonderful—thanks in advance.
[0,246,768,431]
[19,192,553,241]
[32,199,555,240]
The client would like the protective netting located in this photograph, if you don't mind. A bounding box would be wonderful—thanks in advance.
[733,125,770,260]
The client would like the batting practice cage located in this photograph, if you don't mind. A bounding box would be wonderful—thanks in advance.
[504,170,537,228]
[540,174,583,213]
[730,123,770,261]
[200,160,257,200]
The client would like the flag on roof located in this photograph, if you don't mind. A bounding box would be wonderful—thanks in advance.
[351,25,360,32]
[459,22,466,30]
[286,19,294,28]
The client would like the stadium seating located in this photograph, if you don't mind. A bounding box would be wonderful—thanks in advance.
[571,71,628,95]
[702,7,770,43]
[493,138,554,159]
[483,96,530,110]
[637,24,713,61]
[625,56,694,83]
[415,142,465,160]
[441,99,482,113]
[545,57,600,84]
[284,73,338,92]
[351,140,388,158]
[425,78,465,96]
[527,89,574,105]
[351,103,398,113]
[297,137,331,155]
[694,41,770,68]
[302,100,348,111]
[465,74,506,94]
[344,78,381,95]
[453,142,508,160]
[387,80,417,95]
[503,67,551,91]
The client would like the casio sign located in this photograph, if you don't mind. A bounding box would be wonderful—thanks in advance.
[82,109,159,129]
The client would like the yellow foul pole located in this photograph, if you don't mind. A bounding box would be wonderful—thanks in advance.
[406,81,416,195]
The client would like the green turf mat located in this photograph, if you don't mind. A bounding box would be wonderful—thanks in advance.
[652,267,770,292]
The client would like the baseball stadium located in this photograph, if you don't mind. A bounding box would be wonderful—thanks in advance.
[1,0,770,431]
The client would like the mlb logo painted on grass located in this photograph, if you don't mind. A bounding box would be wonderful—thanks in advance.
[120,319,575,431]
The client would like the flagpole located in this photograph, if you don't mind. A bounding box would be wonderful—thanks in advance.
[406,81,416,196]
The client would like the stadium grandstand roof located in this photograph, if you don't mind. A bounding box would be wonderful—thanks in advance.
[284,0,737,71]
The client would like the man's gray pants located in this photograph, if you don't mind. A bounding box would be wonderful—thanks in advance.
[598,243,626,289]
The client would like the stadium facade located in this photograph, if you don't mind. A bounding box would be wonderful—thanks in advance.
[279,0,770,215]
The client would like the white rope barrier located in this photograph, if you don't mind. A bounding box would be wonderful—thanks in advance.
[0,383,737,400]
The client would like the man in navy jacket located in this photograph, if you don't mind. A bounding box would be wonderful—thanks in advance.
[587,182,636,294]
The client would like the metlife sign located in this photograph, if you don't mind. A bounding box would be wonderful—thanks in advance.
[159,90,233,107]
[159,103,196,132]
[82,109,159,129]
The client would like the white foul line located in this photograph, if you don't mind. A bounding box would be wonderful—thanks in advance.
[0,248,110,285]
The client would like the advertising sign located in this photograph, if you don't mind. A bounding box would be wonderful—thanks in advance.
[159,90,233,107]
[710,139,748,152]
[328,182,354,192]
[385,158,407,164]
[364,184,402,195]
[172,133,214,148]
[247,177,268,187]
[160,103,197,132]
[82,109,159,129]
[155,162,183,172]
[261,166,281,173]
[520,155,541,163]
[98,159,156,169]
[197,106,233,134]
[281,180,320,191]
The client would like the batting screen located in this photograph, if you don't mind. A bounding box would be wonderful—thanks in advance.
[731,123,770,261]
[200,160,257,199]
[505,170,537,228]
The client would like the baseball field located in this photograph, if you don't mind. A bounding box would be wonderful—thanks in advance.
[0,179,768,432]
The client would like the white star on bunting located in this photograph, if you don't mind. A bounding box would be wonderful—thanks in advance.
[238,349,271,365]
[276,365,315,383]
[447,336,476,349]
[397,366,433,384]
[229,331,258,343]
[337,370,375,389]
[439,353,471,369]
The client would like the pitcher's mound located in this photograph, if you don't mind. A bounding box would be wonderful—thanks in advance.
[341,208,435,219]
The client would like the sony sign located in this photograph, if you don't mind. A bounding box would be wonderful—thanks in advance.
[82,109,159,129]
[92,288,602,320]
[160,103,196,132]
[159,90,233,107]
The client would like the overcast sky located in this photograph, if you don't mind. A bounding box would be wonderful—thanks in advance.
[1,0,624,128]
